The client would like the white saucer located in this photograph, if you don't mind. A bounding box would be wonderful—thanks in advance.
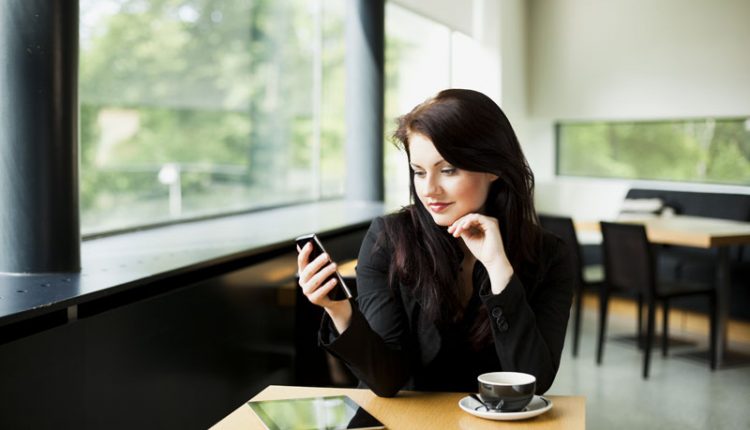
[458,395,553,421]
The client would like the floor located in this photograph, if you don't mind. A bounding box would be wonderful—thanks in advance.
[547,301,750,429]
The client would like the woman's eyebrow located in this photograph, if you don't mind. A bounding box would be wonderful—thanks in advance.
[410,159,446,169]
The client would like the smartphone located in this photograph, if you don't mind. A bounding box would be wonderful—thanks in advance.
[295,233,353,301]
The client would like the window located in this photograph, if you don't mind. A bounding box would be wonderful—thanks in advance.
[79,0,345,235]
[557,119,750,185]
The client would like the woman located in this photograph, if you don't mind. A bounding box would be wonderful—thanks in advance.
[297,89,574,397]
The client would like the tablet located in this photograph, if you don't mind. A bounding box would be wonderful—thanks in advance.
[248,395,385,430]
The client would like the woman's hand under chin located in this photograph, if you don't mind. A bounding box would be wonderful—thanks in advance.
[447,213,514,294]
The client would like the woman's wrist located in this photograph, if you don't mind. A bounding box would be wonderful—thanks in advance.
[486,261,514,295]
[325,299,353,334]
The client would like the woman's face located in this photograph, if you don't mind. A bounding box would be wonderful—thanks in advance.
[409,132,498,226]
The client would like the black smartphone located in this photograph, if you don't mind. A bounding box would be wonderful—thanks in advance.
[295,233,353,301]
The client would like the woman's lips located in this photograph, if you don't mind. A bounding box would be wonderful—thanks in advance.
[428,202,453,213]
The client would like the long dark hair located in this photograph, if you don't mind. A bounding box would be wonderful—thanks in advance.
[384,89,541,349]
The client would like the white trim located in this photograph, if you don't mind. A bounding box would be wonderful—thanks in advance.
[478,372,536,385]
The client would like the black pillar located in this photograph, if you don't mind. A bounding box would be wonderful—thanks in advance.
[345,0,385,202]
[0,0,80,273]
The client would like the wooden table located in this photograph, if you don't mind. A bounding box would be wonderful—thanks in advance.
[575,215,750,367]
[212,385,585,429]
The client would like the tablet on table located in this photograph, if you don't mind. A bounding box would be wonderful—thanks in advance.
[248,395,385,430]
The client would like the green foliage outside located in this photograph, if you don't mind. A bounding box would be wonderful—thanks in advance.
[79,0,346,233]
[558,120,750,185]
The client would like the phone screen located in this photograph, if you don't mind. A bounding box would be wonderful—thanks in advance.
[295,233,353,301]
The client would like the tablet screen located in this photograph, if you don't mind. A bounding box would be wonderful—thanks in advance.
[248,395,385,430]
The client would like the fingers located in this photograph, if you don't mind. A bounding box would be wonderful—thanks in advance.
[301,262,338,295]
[299,265,339,308]
[296,240,339,301]
[297,242,312,272]
[297,243,329,280]
[448,213,483,238]
[301,253,332,284]
[307,277,338,306]
[295,239,344,307]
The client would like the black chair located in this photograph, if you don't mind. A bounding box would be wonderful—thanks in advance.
[597,222,718,379]
[539,214,604,357]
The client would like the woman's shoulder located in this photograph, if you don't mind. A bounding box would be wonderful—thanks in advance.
[513,227,573,292]
[518,227,567,277]
[539,227,564,249]
[537,227,568,260]
[534,227,576,283]
[359,210,414,265]
[361,212,401,254]
[381,208,412,225]
[368,208,413,235]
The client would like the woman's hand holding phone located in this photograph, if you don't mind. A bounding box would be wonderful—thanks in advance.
[297,242,352,334]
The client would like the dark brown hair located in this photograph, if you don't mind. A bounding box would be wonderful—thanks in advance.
[385,89,541,348]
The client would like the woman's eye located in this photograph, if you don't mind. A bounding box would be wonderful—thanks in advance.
[441,168,457,175]
[413,171,426,177]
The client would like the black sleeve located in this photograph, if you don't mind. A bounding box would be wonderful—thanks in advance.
[479,235,575,394]
[318,216,412,397]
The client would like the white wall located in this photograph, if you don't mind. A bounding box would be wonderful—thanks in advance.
[390,0,474,36]
[524,0,750,217]
[497,0,527,140]
[528,0,750,120]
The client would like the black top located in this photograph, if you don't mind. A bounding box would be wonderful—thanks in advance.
[416,285,499,392]
[319,214,575,397]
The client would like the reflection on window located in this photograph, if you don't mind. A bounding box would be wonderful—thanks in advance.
[557,119,750,185]
[79,0,345,235]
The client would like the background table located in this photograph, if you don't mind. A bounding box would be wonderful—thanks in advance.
[212,385,585,429]
[576,215,750,367]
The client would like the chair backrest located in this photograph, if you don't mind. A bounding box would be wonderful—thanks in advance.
[539,214,584,284]
[600,222,656,296]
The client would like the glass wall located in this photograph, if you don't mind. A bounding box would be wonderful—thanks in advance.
[557,119,750,185]
[79,0,345,235]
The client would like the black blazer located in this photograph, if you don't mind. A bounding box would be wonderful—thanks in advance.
[319,215,575,397]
